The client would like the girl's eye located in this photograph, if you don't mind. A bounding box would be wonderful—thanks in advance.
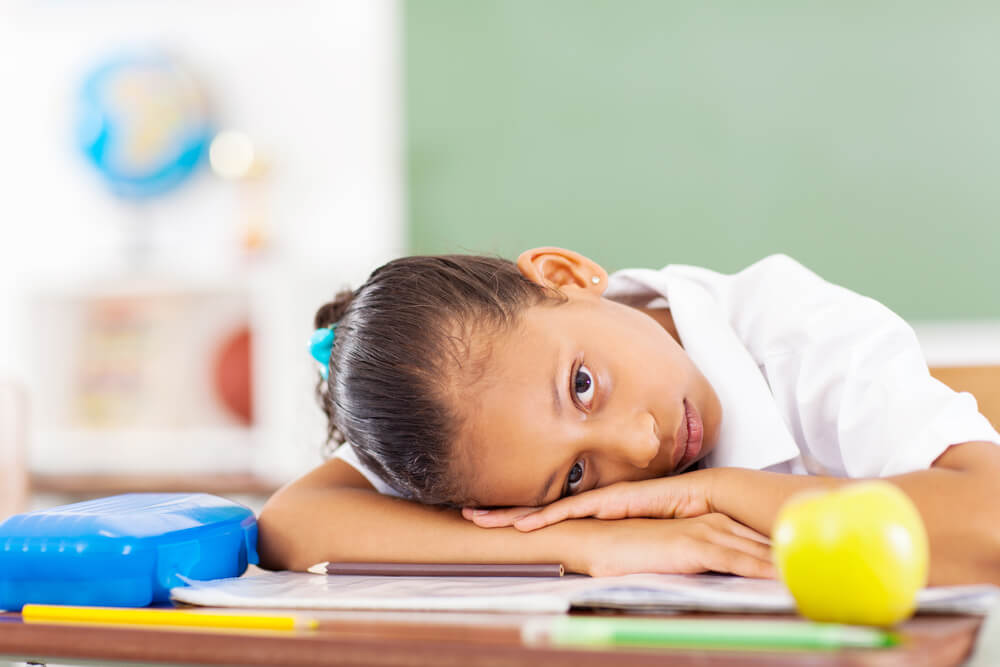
[573,364,596,407]
[564,460,585,496]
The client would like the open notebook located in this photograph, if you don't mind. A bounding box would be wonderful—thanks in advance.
[171,571,1000,615]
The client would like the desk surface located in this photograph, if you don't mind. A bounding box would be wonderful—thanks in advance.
[0,608,983,667]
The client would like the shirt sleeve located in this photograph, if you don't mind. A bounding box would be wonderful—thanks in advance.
[722,254,1000,478]
[331,442,407,498]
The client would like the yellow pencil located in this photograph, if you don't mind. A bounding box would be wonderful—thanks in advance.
[21,604,319,632]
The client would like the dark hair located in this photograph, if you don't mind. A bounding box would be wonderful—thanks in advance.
[315,255,563,506]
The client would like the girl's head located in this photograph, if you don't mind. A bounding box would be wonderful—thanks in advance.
[316,247,721,508]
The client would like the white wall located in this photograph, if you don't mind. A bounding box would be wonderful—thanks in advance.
[0,1,404,482]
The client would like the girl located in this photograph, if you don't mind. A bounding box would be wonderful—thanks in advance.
[258,248,1000,584]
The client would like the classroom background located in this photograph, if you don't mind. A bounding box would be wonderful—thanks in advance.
[1,0,999,520]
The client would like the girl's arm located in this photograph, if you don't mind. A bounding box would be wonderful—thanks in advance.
[705,441,1000,585]
[475,441,1000,585]
[256,458,774,578]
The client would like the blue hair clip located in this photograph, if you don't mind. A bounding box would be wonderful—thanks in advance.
[309,325,337,379]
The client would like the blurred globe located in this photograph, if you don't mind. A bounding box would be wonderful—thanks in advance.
[76,52,213,199]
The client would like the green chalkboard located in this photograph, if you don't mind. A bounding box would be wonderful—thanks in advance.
[406,1,1000,319]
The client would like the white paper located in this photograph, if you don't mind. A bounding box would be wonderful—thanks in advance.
[173,571,594,612]
[171,571,1000,616]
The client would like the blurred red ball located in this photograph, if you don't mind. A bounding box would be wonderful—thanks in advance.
[213,326,253,425]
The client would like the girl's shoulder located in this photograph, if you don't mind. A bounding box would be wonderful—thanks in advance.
[329,442,408,499]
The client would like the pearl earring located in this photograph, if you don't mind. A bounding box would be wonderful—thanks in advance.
[591,275,601,284]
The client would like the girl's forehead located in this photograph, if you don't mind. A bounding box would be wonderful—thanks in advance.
[457,304,605,433]
[477,299,615,379]
[518,296,606,334]
[454,296,616,416]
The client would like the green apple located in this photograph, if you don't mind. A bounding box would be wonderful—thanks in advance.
[772,480,929,626]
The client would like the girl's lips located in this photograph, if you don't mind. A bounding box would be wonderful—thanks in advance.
[677,399,704,471]
[673,403,688,470]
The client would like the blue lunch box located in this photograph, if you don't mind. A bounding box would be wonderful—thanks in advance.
[0,493,259,610]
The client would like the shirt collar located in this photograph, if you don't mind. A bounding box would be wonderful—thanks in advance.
[606,267,800,471]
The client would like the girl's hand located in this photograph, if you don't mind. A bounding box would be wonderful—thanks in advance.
[462,472,718,532]
[578,514,774,578]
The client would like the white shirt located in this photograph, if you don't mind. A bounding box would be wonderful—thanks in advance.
[335,254,1000,495]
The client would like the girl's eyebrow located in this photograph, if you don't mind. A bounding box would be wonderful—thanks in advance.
[534,471,558,507]
[551,361,563,417]
[539,348,572,505]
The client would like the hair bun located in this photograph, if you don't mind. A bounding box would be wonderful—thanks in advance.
[314,288,355,329]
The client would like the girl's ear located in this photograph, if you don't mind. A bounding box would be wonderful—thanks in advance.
[516,247,608,295]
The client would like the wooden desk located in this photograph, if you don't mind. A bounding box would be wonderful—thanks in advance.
[0,609,982,666]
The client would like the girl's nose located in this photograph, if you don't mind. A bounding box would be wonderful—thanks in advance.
[610,412,660,469]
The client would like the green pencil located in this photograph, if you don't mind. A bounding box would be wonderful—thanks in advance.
[522,617,899,651]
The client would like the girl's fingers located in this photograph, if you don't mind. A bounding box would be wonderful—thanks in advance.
[705,530,773,564]
[727,522,772,546]
[515,479,708,532]
[512,486,687,532]
[699,512,771,545]
[461,506,538,528]
[513,493,616,531]
[514,484,657,531]
[733,523,771,546]
[699,514,772,557]
[699,542,777,580]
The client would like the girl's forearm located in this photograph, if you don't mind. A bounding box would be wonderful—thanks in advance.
[258,485,775,579]
[257,485,598,573]
[706,468,843,537]
[709,452,1000,585]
